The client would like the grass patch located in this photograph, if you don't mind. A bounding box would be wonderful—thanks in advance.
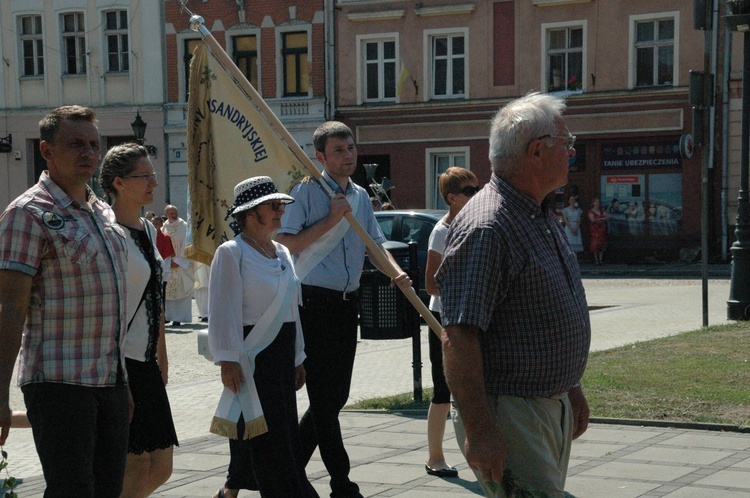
[347,390,431,411]
[347,322,750,427]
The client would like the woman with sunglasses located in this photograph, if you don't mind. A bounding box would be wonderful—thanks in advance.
[209,177,317,498]
[423,166,479,479]
[99,143,178,498]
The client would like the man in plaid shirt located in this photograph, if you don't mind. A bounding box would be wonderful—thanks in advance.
[0,106,130,497]
[437,92,591,497]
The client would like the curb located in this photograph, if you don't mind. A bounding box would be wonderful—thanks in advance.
[343,409,750,434]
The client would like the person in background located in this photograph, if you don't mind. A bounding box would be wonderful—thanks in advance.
[438,92,590,497]
[276,121,411,498]
[194,262,210,322]
[144,211,156,222]
[562,195,584,255]
[607,198,620,214]
[209,177,317,498]
[379,202,395,211]
[162,205,194,326]
[100,143,179,498]
[0,105,131,497]
[588,197,609,265]
[151,215,174,301]
[423,166,479,479]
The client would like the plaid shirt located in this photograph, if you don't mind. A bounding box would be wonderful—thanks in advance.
[437,174,590,397]
[0,172,128,387]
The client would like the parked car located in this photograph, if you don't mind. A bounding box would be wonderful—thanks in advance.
[368,209,447,304]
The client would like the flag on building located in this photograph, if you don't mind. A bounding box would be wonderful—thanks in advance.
[396,63,411,97]
[185,43,306,264]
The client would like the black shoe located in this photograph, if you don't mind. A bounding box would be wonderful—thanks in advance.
[425,464,458,478]
[200,317,208,323]
[171,321,181,326]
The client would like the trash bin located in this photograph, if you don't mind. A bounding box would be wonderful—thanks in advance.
[359,241,420,340]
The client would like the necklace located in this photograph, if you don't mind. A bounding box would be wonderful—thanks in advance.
[241,233,277,260]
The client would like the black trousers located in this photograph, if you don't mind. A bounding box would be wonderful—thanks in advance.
[298,286,361,498]
[225,323,317,497]
[23,382,130,498]
[429,311,451,404]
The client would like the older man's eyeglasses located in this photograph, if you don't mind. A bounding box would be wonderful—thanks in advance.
[122,172,158,182]
[537,134,576,151]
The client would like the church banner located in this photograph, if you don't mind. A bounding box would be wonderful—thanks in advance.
[185,43,305,264]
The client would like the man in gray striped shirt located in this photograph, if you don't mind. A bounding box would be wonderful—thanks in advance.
[437,92,591,498]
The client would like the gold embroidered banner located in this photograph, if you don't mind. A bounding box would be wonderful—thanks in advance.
[185,43,305,264]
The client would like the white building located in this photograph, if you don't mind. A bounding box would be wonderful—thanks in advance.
[0,0,166,209]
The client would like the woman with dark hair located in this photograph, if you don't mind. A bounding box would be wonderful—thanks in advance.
[99,143,178,498]
[209,177,317,498]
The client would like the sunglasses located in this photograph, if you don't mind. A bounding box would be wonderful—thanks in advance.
[458,185,481,197]
[536,134,576,151]
[260,201,286,212]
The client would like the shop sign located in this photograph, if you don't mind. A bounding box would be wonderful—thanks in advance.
[601,141,682,169]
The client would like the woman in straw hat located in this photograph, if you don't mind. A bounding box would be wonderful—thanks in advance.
[208,176,317,498]
[99,143,178,497]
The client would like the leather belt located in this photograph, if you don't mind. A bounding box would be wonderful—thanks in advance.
[302,284,359,302]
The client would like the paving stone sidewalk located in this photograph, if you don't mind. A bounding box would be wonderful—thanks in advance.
[13,412,750,497]
[5,266,748,497]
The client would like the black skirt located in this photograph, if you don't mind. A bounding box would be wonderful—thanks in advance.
[125,357,179,454]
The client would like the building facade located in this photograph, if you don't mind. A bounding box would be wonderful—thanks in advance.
[335,0,729,261]
[163,0,330,215]
[0,0,166,209]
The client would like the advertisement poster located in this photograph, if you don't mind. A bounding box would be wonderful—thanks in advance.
[600,174,682,237]
[648,173,683,236]
[601,175,644,236]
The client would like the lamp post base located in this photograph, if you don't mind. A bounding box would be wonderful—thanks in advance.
[727,239,750,320]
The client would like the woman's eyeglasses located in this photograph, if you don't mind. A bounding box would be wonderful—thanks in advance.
[459,185,481,197]
[122,173,158,182]
[261,201,286,212]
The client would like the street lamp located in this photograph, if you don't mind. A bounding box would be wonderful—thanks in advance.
[130,110,157,157]
[726,0,750,319]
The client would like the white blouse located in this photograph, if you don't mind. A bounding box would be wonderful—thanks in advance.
[207,236,305,367]
[123,221,163,361]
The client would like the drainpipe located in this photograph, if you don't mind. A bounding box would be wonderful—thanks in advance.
[721,19,733,261]
[324,0,336,120]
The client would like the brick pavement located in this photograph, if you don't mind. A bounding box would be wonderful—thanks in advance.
[4,269,747,497]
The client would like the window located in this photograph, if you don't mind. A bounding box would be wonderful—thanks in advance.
[19,15,43,77]
[233,35,258,89]
[104,10,129,72]
[282,32,308,97]
[634,18,674,87]
[430,33,465,99]
[426,148,469,208]
[364,39,396,102]
[62,12,86,75]
[546,27,582,92]
[183,38,202,99]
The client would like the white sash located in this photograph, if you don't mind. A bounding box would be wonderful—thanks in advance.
[294,188,362,281]
[209,253,294,440]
